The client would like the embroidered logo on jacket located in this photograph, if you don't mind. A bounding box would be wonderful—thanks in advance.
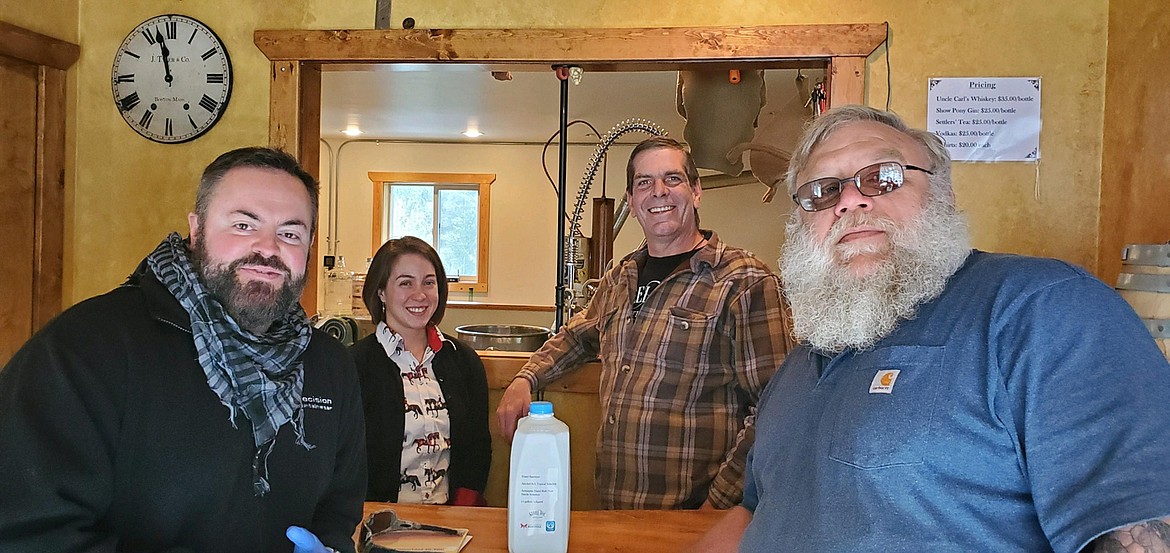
[869,369,900,394]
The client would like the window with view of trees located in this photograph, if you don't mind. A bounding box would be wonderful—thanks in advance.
[369,172,494,293]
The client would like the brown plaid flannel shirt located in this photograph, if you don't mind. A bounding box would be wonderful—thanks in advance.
[516,231,790,509]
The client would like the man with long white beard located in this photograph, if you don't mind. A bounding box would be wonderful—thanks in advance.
[0,148,366,552]
[688,106,1170,553]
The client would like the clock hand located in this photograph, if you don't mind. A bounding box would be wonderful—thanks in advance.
[156,30,173,86]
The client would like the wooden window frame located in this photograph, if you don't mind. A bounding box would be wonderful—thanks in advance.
[369,171,494,293]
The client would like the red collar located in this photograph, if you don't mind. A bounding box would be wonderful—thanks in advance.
[426,325,445,353]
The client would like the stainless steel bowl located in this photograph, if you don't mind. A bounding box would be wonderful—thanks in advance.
[454,324,551,352]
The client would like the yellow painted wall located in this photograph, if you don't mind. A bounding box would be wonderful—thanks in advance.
[0,0,78,42]
[54,0,1108,304]
[65,0,369,303]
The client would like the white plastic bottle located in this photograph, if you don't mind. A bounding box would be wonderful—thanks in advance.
[508,401,570,553]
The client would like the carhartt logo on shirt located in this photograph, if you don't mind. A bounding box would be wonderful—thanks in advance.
[869,370,900,394]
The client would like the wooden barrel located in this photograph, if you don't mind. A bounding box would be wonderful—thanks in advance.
[1117,243,1170,361]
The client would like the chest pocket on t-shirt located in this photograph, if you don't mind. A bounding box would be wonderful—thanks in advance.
[828,345,945,469]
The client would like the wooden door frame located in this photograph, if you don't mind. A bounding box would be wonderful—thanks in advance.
[254,24,888,313]
[0,21,78,330]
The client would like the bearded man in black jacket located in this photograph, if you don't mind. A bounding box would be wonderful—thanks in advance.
[0,147,366,553]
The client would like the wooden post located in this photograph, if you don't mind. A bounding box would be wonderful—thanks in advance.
[0,22,76,359]
[827,56,867,106]
[269,60,323,314]
[33,66,67,329]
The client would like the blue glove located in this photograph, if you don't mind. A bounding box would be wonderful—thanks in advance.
[286,526,332,553]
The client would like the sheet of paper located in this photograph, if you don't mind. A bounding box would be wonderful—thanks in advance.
[926,77,1042,162]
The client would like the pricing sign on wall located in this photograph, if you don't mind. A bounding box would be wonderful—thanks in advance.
[927,77,1041,162]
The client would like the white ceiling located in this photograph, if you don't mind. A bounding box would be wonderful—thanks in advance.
[321,65,687,143]
[319,65,822,146]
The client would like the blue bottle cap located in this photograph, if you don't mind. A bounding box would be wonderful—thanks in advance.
[529,401,553,415]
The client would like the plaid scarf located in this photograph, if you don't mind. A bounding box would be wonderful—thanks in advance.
[146,233,314,496]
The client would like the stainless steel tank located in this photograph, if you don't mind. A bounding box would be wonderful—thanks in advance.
[454,324,551,352]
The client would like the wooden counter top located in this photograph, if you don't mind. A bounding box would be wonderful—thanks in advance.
[358,502,719,552]
[477,351,601,394]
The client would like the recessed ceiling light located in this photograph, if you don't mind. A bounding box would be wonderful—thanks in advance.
[342,125,363,137]
[463,129,483,138]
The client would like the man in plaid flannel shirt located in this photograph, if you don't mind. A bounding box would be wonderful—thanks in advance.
[497,136,790,510]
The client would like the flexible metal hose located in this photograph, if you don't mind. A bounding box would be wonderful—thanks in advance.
[565,119,666,308]
[563,118,669,313]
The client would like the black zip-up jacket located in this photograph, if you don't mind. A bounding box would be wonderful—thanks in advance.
[350,332,490,503]
[0,261,367,552]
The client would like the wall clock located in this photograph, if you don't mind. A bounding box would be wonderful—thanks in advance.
[111,14,232,144]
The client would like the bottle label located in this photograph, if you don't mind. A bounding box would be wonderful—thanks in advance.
[515,470,560,532]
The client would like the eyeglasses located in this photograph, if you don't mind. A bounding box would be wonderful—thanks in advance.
[792,161,933,212]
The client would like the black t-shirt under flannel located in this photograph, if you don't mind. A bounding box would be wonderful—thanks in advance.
[633,248,700,313]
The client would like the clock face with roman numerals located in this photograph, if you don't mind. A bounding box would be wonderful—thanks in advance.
[111,14,232,144]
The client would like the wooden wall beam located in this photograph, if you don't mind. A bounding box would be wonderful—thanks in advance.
[0,20,79,71]
[255,24,887,64]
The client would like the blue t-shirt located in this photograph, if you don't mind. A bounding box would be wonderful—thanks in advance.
[741,251,1170,553]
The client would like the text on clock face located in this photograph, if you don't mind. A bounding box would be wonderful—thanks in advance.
[111,14,232,143]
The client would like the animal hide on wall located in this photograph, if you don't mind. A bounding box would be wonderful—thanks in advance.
[676,70,766,177]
